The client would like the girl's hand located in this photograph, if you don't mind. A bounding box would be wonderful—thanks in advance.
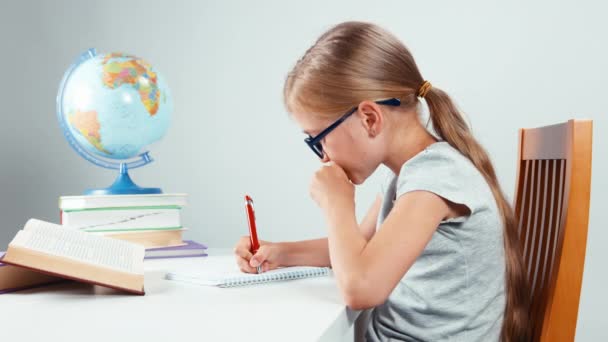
[309,162,355,215]
[233,236,283,273]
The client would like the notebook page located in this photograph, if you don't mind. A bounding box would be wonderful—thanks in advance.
[11,219,144,274]
[165,255,330,287]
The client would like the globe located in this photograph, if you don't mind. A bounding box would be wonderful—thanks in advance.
[56,48,173,195]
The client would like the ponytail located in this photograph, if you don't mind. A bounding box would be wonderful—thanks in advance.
[424,85,531,342]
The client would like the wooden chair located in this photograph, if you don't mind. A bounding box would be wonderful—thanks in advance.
[513,119,593,341]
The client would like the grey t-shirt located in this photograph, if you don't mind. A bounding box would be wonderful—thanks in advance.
[366,141,506,342]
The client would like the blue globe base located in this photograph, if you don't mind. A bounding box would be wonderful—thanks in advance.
[84,164,162,195]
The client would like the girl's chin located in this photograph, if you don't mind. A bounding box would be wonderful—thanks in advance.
[351,178,365,185]
[346,171,365,185]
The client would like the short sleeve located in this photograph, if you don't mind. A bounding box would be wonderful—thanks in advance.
[395,144,486,223]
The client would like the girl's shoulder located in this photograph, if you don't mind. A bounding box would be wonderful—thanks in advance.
[400,141,481,181]
[394,141,493,214]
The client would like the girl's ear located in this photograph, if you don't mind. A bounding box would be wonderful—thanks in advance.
[357,101,384,137]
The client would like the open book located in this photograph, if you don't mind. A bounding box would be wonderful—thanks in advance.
[165,255,331,288]
[0,252,66,294]
[0,219,145,295]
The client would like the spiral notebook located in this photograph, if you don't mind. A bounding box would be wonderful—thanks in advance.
[165,256,330,288]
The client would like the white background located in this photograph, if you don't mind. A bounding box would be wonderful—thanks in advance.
[0,1,605,340]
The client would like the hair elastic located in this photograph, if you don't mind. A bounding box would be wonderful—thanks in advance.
[417,80,432,98]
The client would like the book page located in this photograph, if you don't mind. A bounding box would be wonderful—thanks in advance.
[11,219,144,274]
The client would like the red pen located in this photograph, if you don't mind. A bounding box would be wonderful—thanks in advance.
[245,195,262,274]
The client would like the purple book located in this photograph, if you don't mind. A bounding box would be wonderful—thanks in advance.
[144,240,208,259]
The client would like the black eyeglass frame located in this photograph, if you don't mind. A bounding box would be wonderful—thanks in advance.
[304,98,401,158]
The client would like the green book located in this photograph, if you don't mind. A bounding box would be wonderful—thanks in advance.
[59,194,187,232]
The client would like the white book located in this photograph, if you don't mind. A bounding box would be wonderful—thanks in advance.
[59,193,188,210]
[62,208,181,232]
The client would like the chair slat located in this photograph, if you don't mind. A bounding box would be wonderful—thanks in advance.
[530,160,549,297]
[517,160,530,237]
[523,160,538,262]
[537,160,557,293]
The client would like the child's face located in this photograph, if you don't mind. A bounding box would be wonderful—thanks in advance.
[292,107,385,185]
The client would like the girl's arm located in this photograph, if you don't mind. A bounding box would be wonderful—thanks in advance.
[325,190,450,310]
[277,238,330,267]
[279,194,382,267]
[358,194,382,241]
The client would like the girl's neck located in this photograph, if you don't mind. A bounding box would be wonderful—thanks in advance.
[383,116,438,175]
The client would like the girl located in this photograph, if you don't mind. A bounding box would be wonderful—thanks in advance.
[233,21,529,341]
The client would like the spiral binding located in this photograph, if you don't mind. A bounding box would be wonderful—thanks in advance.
[220,267,330,288]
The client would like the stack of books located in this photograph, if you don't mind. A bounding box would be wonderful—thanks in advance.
[59,193,189,249]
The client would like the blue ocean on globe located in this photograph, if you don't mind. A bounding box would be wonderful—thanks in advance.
[57,49,173,194]
[60,51,172,160]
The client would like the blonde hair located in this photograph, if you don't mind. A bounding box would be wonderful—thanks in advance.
[284,21,530,341]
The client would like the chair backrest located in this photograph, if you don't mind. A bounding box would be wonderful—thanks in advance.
[513,119,593,341]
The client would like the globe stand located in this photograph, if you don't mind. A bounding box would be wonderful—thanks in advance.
[84,163,161,195]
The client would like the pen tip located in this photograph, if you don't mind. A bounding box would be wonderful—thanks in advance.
[245,194,252,202]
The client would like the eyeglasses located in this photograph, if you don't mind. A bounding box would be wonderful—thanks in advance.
[304,98,401,158]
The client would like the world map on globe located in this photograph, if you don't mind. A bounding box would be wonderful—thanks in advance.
[60,51,172,160]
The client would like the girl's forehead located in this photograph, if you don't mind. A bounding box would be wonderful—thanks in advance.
[291,110,334,135]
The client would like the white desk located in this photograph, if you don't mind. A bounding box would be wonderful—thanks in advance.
[0,249,361,342]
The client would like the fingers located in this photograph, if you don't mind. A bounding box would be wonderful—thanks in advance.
[236,256,257,273]
[234,237,279,274]
[233,236,253,258]
[250,244,273,268]
[235,247,256,273]
[234,236,256,273]
[234,246,253,261]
